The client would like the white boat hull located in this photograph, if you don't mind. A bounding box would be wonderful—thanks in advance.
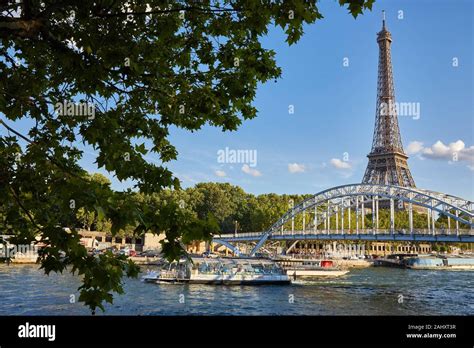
[187,273,290,284]
[286,269,349,278]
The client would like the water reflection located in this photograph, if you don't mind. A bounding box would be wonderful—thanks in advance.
[0,265,472,315]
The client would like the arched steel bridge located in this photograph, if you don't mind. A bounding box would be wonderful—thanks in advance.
[212,184,474,256]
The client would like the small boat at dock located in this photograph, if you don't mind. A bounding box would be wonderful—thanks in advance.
[373,253,416,268]
[273,257,349,279]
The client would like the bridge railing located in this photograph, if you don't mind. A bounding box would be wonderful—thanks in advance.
[216,229,474,239]
[216,232,263,239]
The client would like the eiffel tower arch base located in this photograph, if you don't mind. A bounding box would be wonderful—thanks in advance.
[363,152,416,188]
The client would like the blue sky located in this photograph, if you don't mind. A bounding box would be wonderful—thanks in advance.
[153,0,473,199]
[7,0,473,200]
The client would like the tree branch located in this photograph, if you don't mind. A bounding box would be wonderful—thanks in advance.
[8,186,44,233]
[92,6,242,18]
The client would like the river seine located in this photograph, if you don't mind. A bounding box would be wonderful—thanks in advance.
[0,265,472,315]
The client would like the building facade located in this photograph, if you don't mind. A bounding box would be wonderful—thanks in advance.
[78,230,165,251]
[290,241,431,257]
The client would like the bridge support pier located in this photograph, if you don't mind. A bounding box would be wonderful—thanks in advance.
[314,206,317,233]
[427,209,431,234]
[456,210,459,236]
[356,196,359,235]
[376,196,379,231]
[324,212,327,232]
[447,209,451,234]
[291,214,294,235]
[362,201,365,230]
[348,204,351,232]
[409,202,413,234]
[302,204,306,235]
[290,199,295,235]
[390,198,394,234]
[431,200,435,236]
[372,196,376,235]
[341,198,344,234]
[326,204,330,234]
[471,203,473,233]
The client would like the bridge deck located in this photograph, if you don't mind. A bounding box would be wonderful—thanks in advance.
[215,230,474,243]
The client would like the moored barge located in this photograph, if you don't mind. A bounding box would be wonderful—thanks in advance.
[403,256,474,270]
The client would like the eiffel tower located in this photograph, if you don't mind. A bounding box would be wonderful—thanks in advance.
[362,12,416,188]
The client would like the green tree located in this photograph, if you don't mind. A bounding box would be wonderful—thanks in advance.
[76,207,96,231]
[192,183,235,226]
[0,0,374,312]
[74,173,112,231]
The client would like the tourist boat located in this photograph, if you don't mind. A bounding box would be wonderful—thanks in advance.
[141,257,291,285]
[402,256,474,270]
[273,257,349,279]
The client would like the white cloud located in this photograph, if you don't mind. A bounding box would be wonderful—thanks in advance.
[406,141,424,155]
[178,174,198,184]
[241,164,262,177]
[215,170,226,177]
[407,140,474,167]
[330,158,352,170]
[288,163,305,173]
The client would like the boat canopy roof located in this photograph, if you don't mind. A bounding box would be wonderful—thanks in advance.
[190,257,277,265]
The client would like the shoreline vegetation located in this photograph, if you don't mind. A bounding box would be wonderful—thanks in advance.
[69,177,472,237]
[2,177,472,265]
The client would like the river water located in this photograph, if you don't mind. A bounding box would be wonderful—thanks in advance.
[0,264,472,315]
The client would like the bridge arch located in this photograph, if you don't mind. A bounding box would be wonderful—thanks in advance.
[212,184,473,256]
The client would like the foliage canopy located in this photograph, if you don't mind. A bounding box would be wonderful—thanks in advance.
[0,0,374,311]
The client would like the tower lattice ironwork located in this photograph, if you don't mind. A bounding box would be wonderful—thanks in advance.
[362,13,416,187]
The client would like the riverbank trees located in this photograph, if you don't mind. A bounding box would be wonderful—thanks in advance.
[76,181,462,235]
